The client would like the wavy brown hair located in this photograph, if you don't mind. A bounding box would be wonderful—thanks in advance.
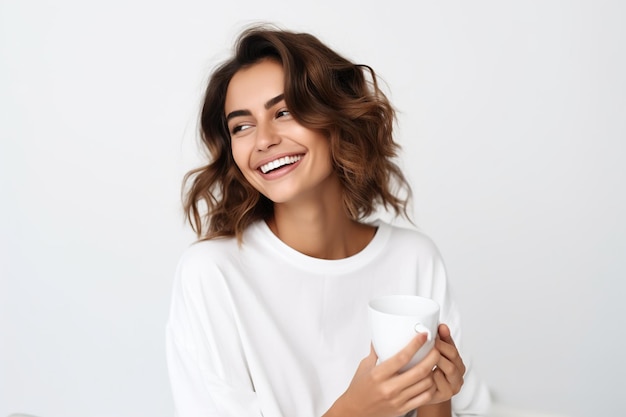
[183,24,412,241]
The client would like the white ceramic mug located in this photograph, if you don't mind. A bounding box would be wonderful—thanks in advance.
[368,295,440,371]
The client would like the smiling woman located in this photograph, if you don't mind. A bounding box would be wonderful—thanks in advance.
[183,27,409,242]
[166,24,491,417]
[225,60,336,207]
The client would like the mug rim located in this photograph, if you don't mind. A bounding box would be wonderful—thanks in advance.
[368,294,440,316]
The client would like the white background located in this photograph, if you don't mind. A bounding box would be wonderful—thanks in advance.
[1,1,624,416]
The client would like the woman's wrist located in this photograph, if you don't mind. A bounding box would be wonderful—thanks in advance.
[322,394,355,417]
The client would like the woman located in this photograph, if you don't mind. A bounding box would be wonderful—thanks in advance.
[166,25,491,417]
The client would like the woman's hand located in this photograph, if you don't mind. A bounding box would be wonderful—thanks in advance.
[428,323,466,404]
[324,333,440,417]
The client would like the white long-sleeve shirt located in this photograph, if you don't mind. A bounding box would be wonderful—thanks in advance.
[166,220,491,417]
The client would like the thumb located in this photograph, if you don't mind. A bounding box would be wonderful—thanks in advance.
[438,323,455,345]
[363,344,379,367]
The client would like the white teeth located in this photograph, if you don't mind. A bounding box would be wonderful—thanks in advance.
[260,155,302,174]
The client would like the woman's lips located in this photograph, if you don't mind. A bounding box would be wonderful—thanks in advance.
[257,154,304,179]
[258,154,304,174]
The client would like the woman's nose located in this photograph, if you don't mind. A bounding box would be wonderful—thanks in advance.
[255,122,281,151]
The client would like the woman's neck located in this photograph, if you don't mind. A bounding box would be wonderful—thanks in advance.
[267,195,376,260]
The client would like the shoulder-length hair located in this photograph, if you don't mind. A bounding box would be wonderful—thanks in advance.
[183,24,412,241]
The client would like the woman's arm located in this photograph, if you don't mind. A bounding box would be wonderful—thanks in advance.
[417,400,452,417]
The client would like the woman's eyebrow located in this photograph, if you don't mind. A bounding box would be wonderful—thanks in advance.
[226,109,250,121]
[226,94,285,122]
[264,93,284,109]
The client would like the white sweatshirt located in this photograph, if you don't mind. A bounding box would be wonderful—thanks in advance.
[166,220,491,417]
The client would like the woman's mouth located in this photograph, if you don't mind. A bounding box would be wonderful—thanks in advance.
[259,154,303,174]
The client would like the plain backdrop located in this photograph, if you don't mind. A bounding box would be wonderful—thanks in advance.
[1,1,624,416]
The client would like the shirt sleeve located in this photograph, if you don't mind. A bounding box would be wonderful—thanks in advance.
[420,239,492,416]
[165,246,263,417]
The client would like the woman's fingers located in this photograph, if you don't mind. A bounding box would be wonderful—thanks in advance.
[431,368,454,401]
[403,379,438,412]
[375,332,429,377]
[436,341,464,372]
[387,343,442,407]
[434,354,456,378]
[432,324,465,398]
[394,346,440,386]
[436,327,466,373]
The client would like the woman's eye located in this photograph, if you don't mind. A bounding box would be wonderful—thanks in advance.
[276,109,291,118]
[231,124,252,135]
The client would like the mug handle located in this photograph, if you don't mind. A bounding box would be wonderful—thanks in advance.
[414,323,432,341]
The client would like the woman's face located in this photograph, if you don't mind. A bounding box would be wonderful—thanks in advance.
[225,59,336,205]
